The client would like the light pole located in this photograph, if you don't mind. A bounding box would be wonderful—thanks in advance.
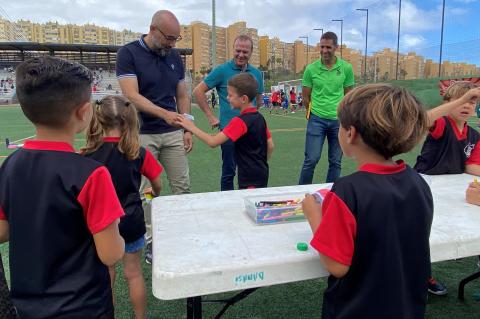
[332,19,343,58]
[356,8,368,83]
[313,28,323,39]
[211,0,216,68]
[396,0,402,80]
[438,0,446,77]
[299,36,309,66]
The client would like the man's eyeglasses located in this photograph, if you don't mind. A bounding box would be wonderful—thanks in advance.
[154,26,182,42]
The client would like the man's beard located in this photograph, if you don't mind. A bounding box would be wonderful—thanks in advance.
[157,47,171,57]
[152,38,171,57]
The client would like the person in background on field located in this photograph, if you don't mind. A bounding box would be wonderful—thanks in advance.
[116,9,192,264]
[290,87,297,113]
[297,92,303,110]
[193,34,264,191]
[263,93,270,109]
[298,31,354,184]
[211,90,217,109]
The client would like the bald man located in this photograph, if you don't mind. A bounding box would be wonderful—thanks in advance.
[116,10,192,263]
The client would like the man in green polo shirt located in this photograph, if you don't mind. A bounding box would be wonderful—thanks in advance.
[193,34,264,191]
[299,31,354,184]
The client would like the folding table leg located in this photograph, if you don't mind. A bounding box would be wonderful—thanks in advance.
[187,296,203,319]
[458,270,480,300]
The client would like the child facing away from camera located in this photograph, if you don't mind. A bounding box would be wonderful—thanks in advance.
[83,95,163,319]
[303,84,434,319]
[176,73,274,189]
[0,56,125,318]
[414,82,480,295]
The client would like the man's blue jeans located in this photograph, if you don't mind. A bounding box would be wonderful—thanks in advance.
[221,139,236,191]
[298,114,343,184]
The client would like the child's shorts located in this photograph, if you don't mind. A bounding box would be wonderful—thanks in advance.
[125,236,146,254]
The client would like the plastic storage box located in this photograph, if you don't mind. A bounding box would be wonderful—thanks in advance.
[244,192,306,225]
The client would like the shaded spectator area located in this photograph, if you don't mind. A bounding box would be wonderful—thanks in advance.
[0,42,192,103]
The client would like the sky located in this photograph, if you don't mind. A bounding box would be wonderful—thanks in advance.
[2,0,480,65]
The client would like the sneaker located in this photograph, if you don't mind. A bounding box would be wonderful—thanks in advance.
[428,277,447,296]
[291,111,296,113]
[145,240,152,264]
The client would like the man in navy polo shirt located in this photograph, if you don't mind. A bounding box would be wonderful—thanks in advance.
[116,10,192,263]
[193,34,264,191]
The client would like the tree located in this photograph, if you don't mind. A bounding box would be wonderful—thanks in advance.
[275,57,282,69]
[199,66,209,77]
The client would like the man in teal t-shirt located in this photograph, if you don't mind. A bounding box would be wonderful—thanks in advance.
[193,34,264,191]
[298,31,354,184]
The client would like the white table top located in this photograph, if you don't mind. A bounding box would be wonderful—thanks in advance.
[152,174,480,300]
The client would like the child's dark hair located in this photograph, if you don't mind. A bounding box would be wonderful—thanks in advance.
[338,84,428,159]
[83,95,140,160]
[443,81,476,102]
[227,73,258,102]
[15,56,93,127]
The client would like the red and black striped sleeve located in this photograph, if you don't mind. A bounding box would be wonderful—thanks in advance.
[223,117,248,142]
[77,166,125,234]
[310,191,357,266]
[266,126,271,139]
[140,149,163,180]
[466,143,480,165]
[430,117,446,140]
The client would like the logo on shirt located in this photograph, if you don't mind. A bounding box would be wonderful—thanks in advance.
[465,142,475,158]
[171,64,175,70]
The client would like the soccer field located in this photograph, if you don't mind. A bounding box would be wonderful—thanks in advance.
[1,105,480,318]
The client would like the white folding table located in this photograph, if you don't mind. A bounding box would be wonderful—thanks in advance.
[152,173,480,318]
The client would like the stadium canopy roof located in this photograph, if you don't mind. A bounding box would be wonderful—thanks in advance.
[0,42,193,55]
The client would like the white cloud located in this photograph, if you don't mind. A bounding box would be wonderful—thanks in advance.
[401,34,426,49]
[449,7,468,15]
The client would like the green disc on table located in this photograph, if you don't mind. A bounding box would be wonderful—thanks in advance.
[297,242,308,251]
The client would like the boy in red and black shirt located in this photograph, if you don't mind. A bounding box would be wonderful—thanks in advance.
[303,84,434,319]
[414,82,480,295]
[177,73,274,189]
[415,81,480,175]
[0,57,125,318]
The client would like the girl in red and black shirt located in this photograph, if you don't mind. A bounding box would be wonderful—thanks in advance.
[84,95,163,319]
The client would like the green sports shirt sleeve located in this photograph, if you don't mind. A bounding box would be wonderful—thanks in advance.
[302,64,313,88]
[344,63,355,88]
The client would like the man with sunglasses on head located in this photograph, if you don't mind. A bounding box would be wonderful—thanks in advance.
[298,31,354,185]
[193,34,264,191]
[116,10,191,264]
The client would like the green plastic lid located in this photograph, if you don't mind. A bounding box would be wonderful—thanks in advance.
[297,242,308,251]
